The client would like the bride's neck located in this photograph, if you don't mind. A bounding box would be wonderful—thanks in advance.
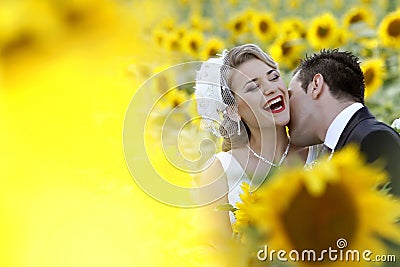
[248,126,288,159]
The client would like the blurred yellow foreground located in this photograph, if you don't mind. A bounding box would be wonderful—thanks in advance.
[0,1,206,266]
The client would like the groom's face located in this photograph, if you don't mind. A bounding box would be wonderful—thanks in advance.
[288,71,319,146]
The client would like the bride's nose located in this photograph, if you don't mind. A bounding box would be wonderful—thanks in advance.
[262,84,277,96]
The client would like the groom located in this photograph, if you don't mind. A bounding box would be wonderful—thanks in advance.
[288,49,400,196]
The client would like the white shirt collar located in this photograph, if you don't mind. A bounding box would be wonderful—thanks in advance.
[324,102,364,151]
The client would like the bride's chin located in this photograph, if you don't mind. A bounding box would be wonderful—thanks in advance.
[275,115,290,127]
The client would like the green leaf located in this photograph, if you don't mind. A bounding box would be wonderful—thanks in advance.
[216,203,237,212]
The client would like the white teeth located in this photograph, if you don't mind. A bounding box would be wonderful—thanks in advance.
[269,98,280,106]
[265,97,282,110]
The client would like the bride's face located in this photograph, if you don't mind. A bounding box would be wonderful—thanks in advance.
[230,58,290,129]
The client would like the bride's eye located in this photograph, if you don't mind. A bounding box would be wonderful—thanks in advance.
[245,83,259,92]
[267,70,280,81]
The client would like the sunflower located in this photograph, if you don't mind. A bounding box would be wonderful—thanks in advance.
[343,6,375,28]
[251,12,277,42]
[54,0,118,33]
[307,13,340,49]
[157,17,177,32]
[159,88,188,109]
[378,9,400,48]
[280,17,307,39]
[0,0,58,58]
[333,0,345,9]
[270,36,305,69]
[233,183,259,233]
[336,28,351,47]
[234,146,400,266]
[189,13,212,32]
[288,0,302,9]
[359,37,379,52]
[227,11,250,37]
[163,31,181,53]
[153,18,178,48]
[361,58,386,99]
[227,0,239,6]
[182,30,204,58]
[153,28,168,47]
[200,37,224,60]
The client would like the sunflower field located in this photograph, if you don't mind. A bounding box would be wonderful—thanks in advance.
[0,0,399,267]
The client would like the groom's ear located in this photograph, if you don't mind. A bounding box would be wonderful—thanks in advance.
[311,73,324,100]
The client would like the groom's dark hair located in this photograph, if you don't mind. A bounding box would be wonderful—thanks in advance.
[293,49,365,104]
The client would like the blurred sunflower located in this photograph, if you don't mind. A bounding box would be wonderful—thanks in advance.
[200,37,224,60]
[189,13,212,32]
[226,0,239,5]
[175,25,188,39]
[251,12,277,42]
[378,9,400,48]
[270,36,304,69]
[343,6,375,28]
[164,31,182,53]
[182,30,204,58]
[234,146,400,266]
[0,0,59,60]
[157,17,177,32]
[280,17,307,39]
[359,37,379,53]
[233,182,259,233]
[333,0,345,9]
[288,0,303,9]
[53,0,119,34]
[227,11,250,38]
[336,28,351,47]
[361,58,386,99]
[307,13,340,49]
[153,28,168,47]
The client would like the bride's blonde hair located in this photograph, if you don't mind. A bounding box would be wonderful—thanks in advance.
[221,44,278,151]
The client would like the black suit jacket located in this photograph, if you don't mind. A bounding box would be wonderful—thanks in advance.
[335,106,400,196]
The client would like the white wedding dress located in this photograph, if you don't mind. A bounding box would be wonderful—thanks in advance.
[215,152,251,224]
[215,145,320,224]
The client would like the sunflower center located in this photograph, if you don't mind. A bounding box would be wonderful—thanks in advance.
[350,14,363,24]
[156,35,164,46]
[280,183,357,258]
[317,26,330,38]
[259,21,269,33]
[64,8,86,27]
[388,18,400,37]
[170,40,180,51]
[2,32,35,59]
[364,68,374,86]
[234,21,243,32]
[281,42,292,56]
[190,40,198,52]
[172,99,180,108]
[208,47,218,57]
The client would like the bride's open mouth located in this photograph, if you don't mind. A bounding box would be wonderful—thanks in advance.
[263,95,285,114]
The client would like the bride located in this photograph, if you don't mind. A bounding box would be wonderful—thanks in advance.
[194,44,312,236]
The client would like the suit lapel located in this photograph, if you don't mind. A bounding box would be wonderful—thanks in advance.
[335,107,375,151]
